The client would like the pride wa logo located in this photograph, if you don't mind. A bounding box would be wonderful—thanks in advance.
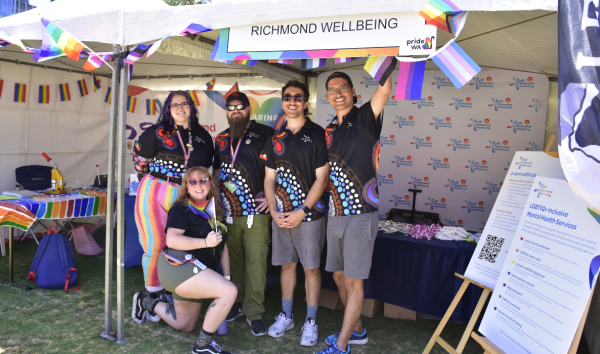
[470,76,493,89]
[483,182,502,194]
[394,116,415,128]
[529,99,545,112]
[526,142,541,151]
[486,140,510,153]
[449,97,473,110]
[425,197,447,210]
[377,174,394,185]
[380,135,396,146]
[390,194,410,206]
[408,176,430,189]
[467,118,492,131]
[392,155,413,167]
[410,136,433,149]
[448,138,470,150]
[507,119,532,133]
[428,157,450,170]
[431,76,454,89]
[533,181,552,198]
[489,98,513,111]
[463,200,485,213]
[412,96,435,108]
[360,76,379,88]
[510,77,534,90]
[465,159,489,172]
[430,117,453,129]
[445,179,468,191]
[515,156,534,169]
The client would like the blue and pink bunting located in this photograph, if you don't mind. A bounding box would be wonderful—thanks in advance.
[395,61,426,101]
[124,44,150,65]
[301,58,327,69]
[431,41,481,89]
[179,23,211,36]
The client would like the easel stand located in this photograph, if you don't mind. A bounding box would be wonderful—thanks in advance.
[423,273,492,354]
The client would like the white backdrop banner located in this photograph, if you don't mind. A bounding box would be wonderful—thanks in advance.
[316,69,549,231]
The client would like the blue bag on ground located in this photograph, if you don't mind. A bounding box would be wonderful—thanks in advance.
[27,225,80,292]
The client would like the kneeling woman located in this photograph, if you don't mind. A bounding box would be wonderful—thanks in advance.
[132,167,237,354]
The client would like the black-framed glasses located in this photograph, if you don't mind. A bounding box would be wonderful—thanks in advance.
[283,95,304,102]
[188,177,210,186]
[327,86,350,95]
[170,102,190,110]
[226,104,249,111]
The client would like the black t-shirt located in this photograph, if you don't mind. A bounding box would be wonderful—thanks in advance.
[164,202,227,271]
[135,124,214,184]
[213,121,275,218]
[325,101,382,216]
[259,119,329,222]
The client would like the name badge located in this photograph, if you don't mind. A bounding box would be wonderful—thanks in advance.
[224,180,237,193]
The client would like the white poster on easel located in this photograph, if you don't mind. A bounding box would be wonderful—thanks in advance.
[463,152,565,288]
[479,177,600,354]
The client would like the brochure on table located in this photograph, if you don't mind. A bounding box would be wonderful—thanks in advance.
[479,177,600,354]
[464,152,565,289]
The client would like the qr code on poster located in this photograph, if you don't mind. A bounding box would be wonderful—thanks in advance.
[478,235,505,264]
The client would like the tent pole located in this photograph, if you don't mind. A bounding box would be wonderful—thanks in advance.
[115,48,130,345]
[100,44,121,342]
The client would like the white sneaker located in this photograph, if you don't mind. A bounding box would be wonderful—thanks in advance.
[267,312,294,338]
[300,318,318,347]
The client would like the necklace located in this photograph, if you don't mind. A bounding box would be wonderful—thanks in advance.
[224,121,251,193]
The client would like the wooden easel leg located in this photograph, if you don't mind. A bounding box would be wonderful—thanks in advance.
[457,288,491,353]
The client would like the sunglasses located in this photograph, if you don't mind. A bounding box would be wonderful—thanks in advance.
[226,104,249,111]
[187,177,210,186]
[282,95,304,102]
[170,102,190,110]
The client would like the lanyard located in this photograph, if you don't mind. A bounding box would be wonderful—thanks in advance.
[229,121,251,169]
[176,127,193,168]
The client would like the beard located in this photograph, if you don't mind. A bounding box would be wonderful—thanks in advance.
[227,111,251,139]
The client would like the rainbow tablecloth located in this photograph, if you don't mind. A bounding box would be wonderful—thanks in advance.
[2,190,108,221]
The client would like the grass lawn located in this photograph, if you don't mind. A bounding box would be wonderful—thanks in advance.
[0,237,592,354]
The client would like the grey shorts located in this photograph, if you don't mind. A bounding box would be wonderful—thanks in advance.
[325,212,378,279]
[157,249,204,303]
[272,216,326,269]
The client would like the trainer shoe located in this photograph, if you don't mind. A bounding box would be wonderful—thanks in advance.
[324,329,368,346]
[192,340,231,354]
[131,292,146,324]
[246,318,267,336]
[267,312,294,338]
[315,342,351,354]
[226,302,243,322]
[300,318,318,346]
[146,292,163,323]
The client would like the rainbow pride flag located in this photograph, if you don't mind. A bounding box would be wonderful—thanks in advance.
[188,198,215,219]
[419,0,464,34]
[224,82,239,100]
[232,59,258,66]
[38,85,50,104]
[301,58,327,70]
[189,90,200,106]
[206,79,215,91]
[105,87,111,104]
[77,79,89,97]
[268,59,294,64]
[93,76,101,91]
[124,44,150,65]
[37,17,86,61]
[14,83,26,103]
[395,61,426,101]
[127,96,137,113]
[146,99,158,115]
[59,83,71,101]
[364,56,398,86]
[179,23,212,36]
[431,42,481,89]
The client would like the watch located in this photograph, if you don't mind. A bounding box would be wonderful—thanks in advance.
[299,204,310,214]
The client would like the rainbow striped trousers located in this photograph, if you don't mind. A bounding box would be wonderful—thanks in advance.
[134,175,180,291]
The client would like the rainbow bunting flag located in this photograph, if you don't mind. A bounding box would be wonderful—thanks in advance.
[105,87,111,104]
[77,79,89,97]
[431,41,481,89]
[364,56,398,86]
[232,59,258,66]
[127,96,137,113]
[301,58,327,70]
[224,82,239,100]
[14,83,26,103]
[0,31,27,51]
[268,59,294,64]
[206,79,215,90]
[124,44,150,65]
[395,61,426,101]
[335,57,359,64]
[38,85,50,104]
[179,23,212,36]
[58,83,71,102]
[93,76,101,91]
[0,80,3,99]
[146,37,169,58]
[419,0,464,34]
[146,99,158,115]
[189,91,200,106]
[36,17,86,61]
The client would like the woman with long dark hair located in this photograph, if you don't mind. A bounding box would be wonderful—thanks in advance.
[132,167,236,354]
[132,91,214,308]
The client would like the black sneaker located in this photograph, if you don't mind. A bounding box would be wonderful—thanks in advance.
[246,318,267,336]
[131,292,146,324]
[226,303,243,322]
[192,341,231,354]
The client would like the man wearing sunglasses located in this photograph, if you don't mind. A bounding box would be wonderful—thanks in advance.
[213,91,275,337]
[260,80,329,348]
[317,71,392,354]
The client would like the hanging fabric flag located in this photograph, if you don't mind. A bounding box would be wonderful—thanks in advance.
[83,53,108,71]
[128,64,133,82]
[206,79,215,91]
[419,0,464,34]
[77,79,89,97]
[449,11,468,34]
[179,23,212,36]
[0,31,27,50]
[146,37,170,58]
[189,91,200,106]
[124,44,151,65]
[0,79,3,99]
[93,76,101,91]
[58,83,71,102]
[127,96,137,113]
[38,85,50,104]
[395,61,426,101]
[301,58,327,70]
[224,82,239,100]
[268,59,294,64]
[431,41,481,89]
[14,83,26,103]
[335,57,359,64]
[363,56,398,86]
[36,18,86,61]
[146,99,158,115]
[105,87,112,104]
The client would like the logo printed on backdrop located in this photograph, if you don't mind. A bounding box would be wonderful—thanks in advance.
[392,155,413,167]
[326,113,335,122]
[381,135,396,146]
[529,99,545,112]
[410,136,433,149]
[431,76,454,89]
[479,221,486,231]
[430,117,453,129]
[449,97,473,110]
[394,116,415,128]
[448,138,470,150]
[412,96,435,108]
[509,76,534,90]
[465,159,489,172]
[444,218,463,226]
[386,96,398,106]
[318,95,329,105]
[470,76,494,89]
[409,176,430,188]
[514,156,534,169]
[428,157,450,170]
[504,161,511,171]
[390,194,411,206]
[489,98,513,110]
[425,197,448,210]
[360,76,379,88]
[486,140,510,153]
[483,181,502,194]
[526,142,541,151]
[467,118,492,131]
[507,119,532,133]
[445,179,468,191]
[533,181,552,198]
[463,200,485,213]
[377,174,394,185]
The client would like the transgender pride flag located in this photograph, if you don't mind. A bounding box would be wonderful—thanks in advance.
[431,42,481,89]
[301,58,326,69]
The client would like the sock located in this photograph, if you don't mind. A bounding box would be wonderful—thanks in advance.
[282,298,293,318]
[141,293,159,315]
[306,305,318,322]
[196,328,215,347]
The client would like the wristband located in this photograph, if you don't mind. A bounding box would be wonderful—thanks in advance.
[299,204,310,214]
[224,276,231,280]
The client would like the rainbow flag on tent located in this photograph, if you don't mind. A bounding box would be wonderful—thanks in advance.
[233,59,258,66]
[36,17,86,61]
[77,79,89,97]
[419,0,464,34]
[124,44,150,65]
[146,99,158,115]
[59,83,71,101]
[179,23,212,36]
[127,96,137,113]
[363,56,398,86]
[93,76,101,91]
[301,58,327,70]
[189,91,200,106]
[206,79,215,90]
[268,59,294,64]
[431,41,481,89]
[14,83,26,103]
[224,82,239,100]
[395,61,426,100]
[38,85,50,104]
[105,87,111,104]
